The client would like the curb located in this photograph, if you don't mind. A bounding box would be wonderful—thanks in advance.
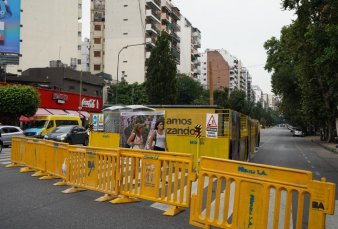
[310,140,338,154]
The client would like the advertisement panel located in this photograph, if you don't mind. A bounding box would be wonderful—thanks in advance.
[119,111,165,148]
[0,0,20,54]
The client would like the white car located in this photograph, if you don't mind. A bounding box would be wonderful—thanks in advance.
[0,125,24,153]
[293,128,304,137]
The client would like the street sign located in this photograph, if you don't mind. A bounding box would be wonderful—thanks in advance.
[206,113,218,138]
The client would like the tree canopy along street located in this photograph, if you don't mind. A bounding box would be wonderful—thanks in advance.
[264,0,338,142]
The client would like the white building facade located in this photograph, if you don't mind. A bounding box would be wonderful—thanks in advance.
[8,0,82,74]
[81,38,90,72]
[90,0,185,84]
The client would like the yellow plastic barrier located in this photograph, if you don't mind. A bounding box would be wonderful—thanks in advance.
[19,139,44,173]
[63,146,120,202]
[6,136,28,168]
[40,140,69,185]
[190,157,336,229]
[112,148,197,216]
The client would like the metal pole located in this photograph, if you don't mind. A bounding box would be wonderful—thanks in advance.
[115,43,147,104]
[79,70,82,110]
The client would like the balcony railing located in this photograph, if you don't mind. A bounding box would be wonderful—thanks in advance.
[146,37,156,47]
[146,0,161,11]
[161,13,171,23]
[161,0,172,12]
[171,7,181,20]
[146,23,160,35]
[146,9,161,24]
[172,32,180,42]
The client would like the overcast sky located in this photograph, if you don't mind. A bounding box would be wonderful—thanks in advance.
[81,0,295,94]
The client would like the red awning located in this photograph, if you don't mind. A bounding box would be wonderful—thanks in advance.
[46,109,68,115]
[65,110,81,116]
[36,108,52,116]
[79,111,91,118]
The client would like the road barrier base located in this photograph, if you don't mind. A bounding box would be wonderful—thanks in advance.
[163,206,185,216]
[5,163,22,168]
[53,180,67,186]
[62,186,86,194]
[95,194,116,202]
[20,167,35,173]
[39,175,57,180]
[31,171,48,177]
[110,195,140,204]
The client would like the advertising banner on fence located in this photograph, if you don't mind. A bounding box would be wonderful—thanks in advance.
[120,111,165,149]
[0,0,20,54]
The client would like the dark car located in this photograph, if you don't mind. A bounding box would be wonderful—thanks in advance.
[44,125,89,146]
[0,125,24,153]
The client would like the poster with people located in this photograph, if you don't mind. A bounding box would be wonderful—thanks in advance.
[120,111,165,149]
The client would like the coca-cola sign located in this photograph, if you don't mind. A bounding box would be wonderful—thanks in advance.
[81,98,99,109]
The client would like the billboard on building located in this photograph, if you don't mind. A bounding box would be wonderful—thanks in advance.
[0,0,20,54]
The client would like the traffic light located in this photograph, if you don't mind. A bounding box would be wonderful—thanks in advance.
[194,124,202,138]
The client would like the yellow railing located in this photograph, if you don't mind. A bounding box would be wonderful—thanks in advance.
[113,148,196,215]
[190,157,336,229]
[6,136,28,167]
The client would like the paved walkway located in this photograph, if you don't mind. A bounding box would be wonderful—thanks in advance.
[306,135,338,154]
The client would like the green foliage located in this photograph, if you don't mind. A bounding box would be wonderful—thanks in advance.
[264,0,338,141]
[109,82,148,105]
[145,33,177,104]
[176,74,208,105]
[213,88,229,108]
[0,85,40,122]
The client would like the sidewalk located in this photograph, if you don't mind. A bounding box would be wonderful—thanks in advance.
[306,135,338,154]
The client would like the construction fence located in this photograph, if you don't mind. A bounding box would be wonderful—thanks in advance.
[7,137,336,228]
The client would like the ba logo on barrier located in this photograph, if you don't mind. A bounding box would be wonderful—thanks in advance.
[312,201,325,211]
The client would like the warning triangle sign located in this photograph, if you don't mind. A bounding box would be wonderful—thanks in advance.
[207,115,217,128]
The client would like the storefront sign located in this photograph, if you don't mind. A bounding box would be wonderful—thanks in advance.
[81,98,99,109]
[52,93,68,104]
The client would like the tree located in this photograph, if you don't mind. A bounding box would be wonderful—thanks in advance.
[176,74,207,104]
[145,33,177,104]
[109,82,148,105]
[213,87,229,108]
[0,85,40,124]
[264,0,338,141]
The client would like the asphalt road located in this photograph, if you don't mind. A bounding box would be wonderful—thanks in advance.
[0,127,337,228]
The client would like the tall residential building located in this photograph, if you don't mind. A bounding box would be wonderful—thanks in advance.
[81,38,90,72]
[90,0,183,83]
[252,85,263,104]
[8,0,82,74]
[198,49,243,93]
[178,17,201,77]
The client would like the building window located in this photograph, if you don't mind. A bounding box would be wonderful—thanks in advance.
[123,32,128,35]
[123,5,128,7]
[94,25,101,31]
[94,51,101,57]
[69,85,75,90]
[78,45,81,50]
[96,90,99,96]
[123,19,128,21]
[78,59,81,64]
[83,88,87,92]
[94,64,101,71]
[123,60,127,63]
[94,38,101,44]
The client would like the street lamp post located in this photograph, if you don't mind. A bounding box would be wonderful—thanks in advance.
[115,42,147,104]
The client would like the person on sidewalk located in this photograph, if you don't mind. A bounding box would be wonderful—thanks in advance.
[147,120,167,151]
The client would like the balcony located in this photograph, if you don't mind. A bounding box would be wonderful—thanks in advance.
[192,50,200,57]
[146,0,161,11]
[146,23,159,35]
[171,7,181,20]
[192,31,201,39]
[161,25,170,35]
[146,37,156,48]
[172,32,180,42]
[171,22,181,32]
[161,0,172,12]
[161,12,171,24]
[146,9,161,24]
[172,48,180,60]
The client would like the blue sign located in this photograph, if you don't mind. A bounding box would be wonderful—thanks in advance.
[0,0,20,54]
[92,114,98,131]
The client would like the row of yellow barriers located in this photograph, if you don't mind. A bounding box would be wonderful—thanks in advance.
[7,137,336,228]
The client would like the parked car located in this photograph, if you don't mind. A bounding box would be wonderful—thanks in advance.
[0,125,24,153]
[44,125,89,145]
[293,128,304,137]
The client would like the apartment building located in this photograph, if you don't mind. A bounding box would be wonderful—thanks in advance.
[178,17,201,77]
[90,0,185,83]
[252,85,263,104]
[8,0,82,74]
